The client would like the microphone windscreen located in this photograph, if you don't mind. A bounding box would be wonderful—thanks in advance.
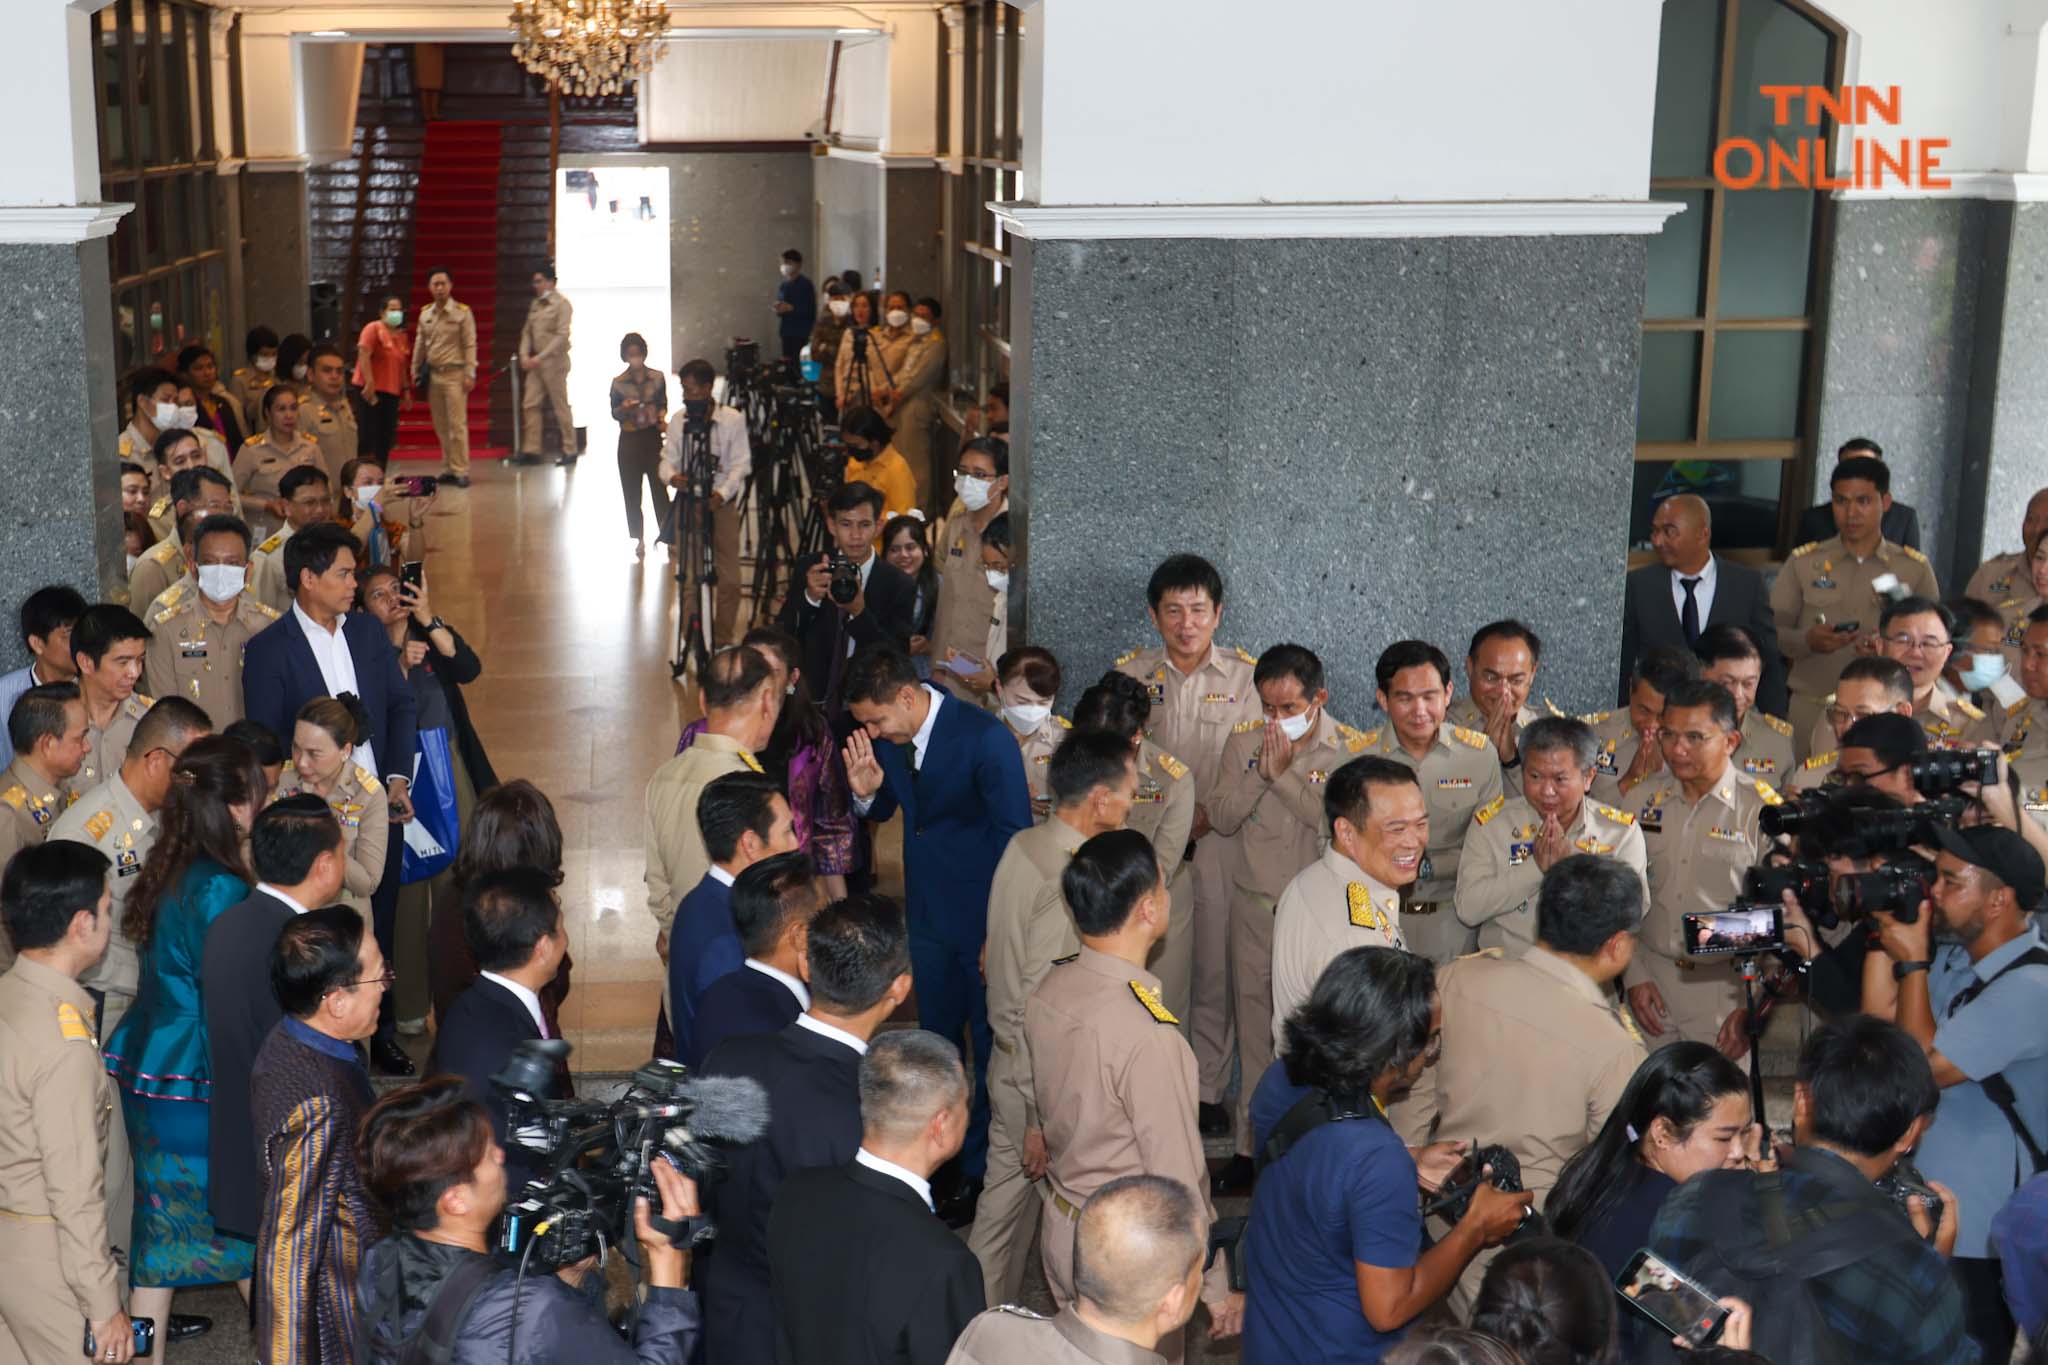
[676,1074,771,1143]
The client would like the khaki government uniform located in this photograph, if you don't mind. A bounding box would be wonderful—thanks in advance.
[301,392,361,485]
[1354,722,1504,962]
[1025,947,1227,1363]
[1013,715,1067,820]
[1968,550,2030,605]
[518,289,575,456]
[930,501,1005,704]
[0,957,124,1365]
[1445,694,1562,797]
[144,492,176,545]
[1733,709,1797,784]
[1770,536,1941,749]
[2009,701,2048,830]
[949,1304,1169,1365]
[1127,739,1196,1025]
[120,422,235,489]
[125,533,186,615]
[142,584,280,731]
[1800,678,1994,757]
[48,772,156,1039]
[415,298,477,476]
[247,524,299,614]
[833,324,895,413]
[1392,945,1646,1299]
[1209,711,1367,1147]
[234,430,325,540]
[1268,848,1404,1052]
[644,736,761,1015]
[1582,709,1653,809]
[1628,766,1777,1048]
[0,760,69,975]
[273,760,387,917]
[68,694,150,803]
[969,815,1088,1308]
[1115,643,1260,1106]
[227,365,281,433]
[1790,747,1843,792]
[1455,795,1648,955]
[891,328,947,501]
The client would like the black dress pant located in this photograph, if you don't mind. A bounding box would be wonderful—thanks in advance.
[1952,1255,2016,1363]
[618,425,666,541]
[367,390,401,459]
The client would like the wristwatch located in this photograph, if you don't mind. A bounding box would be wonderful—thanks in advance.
[1892,959,1933,981]
[427,616,449,633]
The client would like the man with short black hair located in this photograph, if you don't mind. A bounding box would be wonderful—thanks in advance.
[514,261,575,464]
[0,585,87,725]
[1865,825,2048,1360]
[247,465,334,613]
[1796,436,1925,550]
[0,684,89,935]
[690,851,823,1066]
[66,605,154,799]
[413,266,476,485]
[1862,595,1998,750]
[771,247,816,368]
[1448,619,1558,793]
[228,324,282,432]
[778,481,917,707]
[128,465,234,611]
[1694,623,1797,781]
[659,357,752,635]
[1796,655,1916,791]
[1586,644,1699,808]
[1968,486,2048,602]
[301,343,364,482]
[143,513,280,729]
[1650,1015,1970,1365]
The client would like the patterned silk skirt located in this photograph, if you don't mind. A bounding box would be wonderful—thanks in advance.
[121,1089,257,1287]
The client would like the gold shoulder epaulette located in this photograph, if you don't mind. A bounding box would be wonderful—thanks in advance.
[1234,647,1257,665]
[130,693,153,711]
[1901,544,1930,564]
[357,767,382,794]
[1347,882,1393,934]
[1804,750,1838,770]
[1577,709,1613,725]
[118,434,134,458]
[1543,697,1566,717]
[1595,803,1636,826]
[1762,713,1793,737]
[1455,946,1506,962]
[1340,723,1369,754]
[1790,541,1821,558]
[151,587,187,625]
[1156,752,1188,781]
[1473,793,1507,826]
[147,538,179,565]
[84,810,113,840]
[1113,647,1140,667]
[246,598,281,620]
[148,495,171,519]
[1449,724,1488,750]
[1359,727,1382,747]
[255,531,284,555]
[1233,718,1264,735]
[1754,779,1784,807]
[1,786,25,812]
[1053,715,1072,730]
[1956,697,1986,720]
[1129,980,1178,1025]
[55,1001,94,1044]
[457,301,471,312]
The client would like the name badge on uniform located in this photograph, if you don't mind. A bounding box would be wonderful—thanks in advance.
[116,848,141,877]
[2027,785,2048,813]
[1135,779,1164,804]
[28,803,51,827]
[1638,801,1664,833]
[949,536,967,559]
[1147,681,1165,705]
[179,638,208,660]
[1813,575,1837,590]
[339,800,364,828]
[1740,756,1778,776]
[1594,745,1620,777]
[1202,693,1238,705]
[1508,840,1535,867]
[1436,776,1473,790]
[1305,770,1329,786]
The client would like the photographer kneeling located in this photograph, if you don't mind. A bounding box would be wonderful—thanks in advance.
[353,1077,703,1364]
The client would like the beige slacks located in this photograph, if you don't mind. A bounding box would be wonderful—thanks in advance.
[519,361,574,456]
[1188,832,1239,1105]
[427,370,471,476]
[964,1045,1038,1306]
[1229,887,1278,1155]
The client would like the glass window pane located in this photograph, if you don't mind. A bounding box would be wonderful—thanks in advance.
[107,180,139,281]
[1707,330,1806,440]
[1638,331,1701,442]
[99,7,129,169]
[1718,189,1815,317]
[1727,0,1831,153]
[1631,459,1789,550]
[1646,190,1709,319]
[143,178,166,267]
[1650,0,1722,178]
[136,1,157,165]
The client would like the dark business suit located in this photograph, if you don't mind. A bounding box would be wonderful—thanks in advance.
[766,1160,986,1365]
[666,872,743,1066]
[201,887,299,1238]
[429,976,544,1185]
[1618,554,1789,717]
[689,963,804,1069]
[243,606,418,1034]
[862,689,1031,1179]
[1796,498,1922,554]
[700,1020,865,1365]
[776,553,917,710]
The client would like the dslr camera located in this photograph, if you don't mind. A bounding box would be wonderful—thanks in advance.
[828,553,861,606]
[1423,1142,1545,1245]
[491,1040,768,1271]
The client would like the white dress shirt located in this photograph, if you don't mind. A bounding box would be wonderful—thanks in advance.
[708,864,736,888]
[255,883,313,916]
[1669,554,1719,630]
[794,1011,867,1055]
[658,403,753,503]
[854,1147,934,1211]
[479,970,548,1038]
[742,958,810,1010]
[291,602,379,779]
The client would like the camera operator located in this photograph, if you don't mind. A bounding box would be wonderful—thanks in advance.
[1861,824,2048,1360]
[1774,784,1916,1016]
[659,358,751,646]
[1647,1015,1971,1365]
[354,1077,703,1365]
[1790,655,1914,791]
[777,482,915,712]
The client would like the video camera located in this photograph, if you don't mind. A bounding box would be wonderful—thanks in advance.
[491,1040,769,1271]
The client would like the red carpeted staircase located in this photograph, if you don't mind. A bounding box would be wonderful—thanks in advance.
[394,121,503,460]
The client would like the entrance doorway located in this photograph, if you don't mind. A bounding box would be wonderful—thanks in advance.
[554,164,674,477]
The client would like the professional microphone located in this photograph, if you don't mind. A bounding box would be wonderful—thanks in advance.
[633,1073,772,1146]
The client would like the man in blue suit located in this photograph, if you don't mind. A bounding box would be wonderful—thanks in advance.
[841,644,1031,1215]
[688,850,822,1067]
[241,519,419,1074]
[665,771,799,1064]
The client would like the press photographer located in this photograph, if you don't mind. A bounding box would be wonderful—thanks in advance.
[775,481,915,712]
[1862,824,2048,1361]
[660,358,751,650]
[353,1077,704,1365]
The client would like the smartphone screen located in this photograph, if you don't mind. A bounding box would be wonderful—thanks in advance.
[1616,1250,1728,1347]
[1681,905,1783,956]
[400,560,425,594]
[393,475,438,498]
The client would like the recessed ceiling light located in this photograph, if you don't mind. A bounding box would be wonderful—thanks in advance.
[311,29,348,37]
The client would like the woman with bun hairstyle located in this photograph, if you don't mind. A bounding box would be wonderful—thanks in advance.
[271,695,389,915]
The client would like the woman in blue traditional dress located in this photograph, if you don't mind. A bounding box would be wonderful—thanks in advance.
[104,735,269,1332]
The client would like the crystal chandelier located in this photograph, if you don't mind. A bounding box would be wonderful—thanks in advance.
[509,0,669,96]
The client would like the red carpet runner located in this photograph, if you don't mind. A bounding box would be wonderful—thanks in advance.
[394,121,503,461]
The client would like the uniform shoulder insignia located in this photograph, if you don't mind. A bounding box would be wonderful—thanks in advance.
[1234,647,1257,665]
[131,693,153,710]
[1051,952,1079,966]
[1543,697,1566,717]
[118,434,134,457]
[1956,697,1986,720]
[992,1305,1049,1320]
[55,1001,94,1045]
[1790,541,1821,558]
[1615,1002,1644,1046]
[1156,752,1188,781]
[1594,803,1636,826]
[1901,544,1930,564]
[150,596,183,627]
[1449,724,1488,750]
[1454,947,1506,962]
[1804,750,1838,770]
[148,495,171,519]
[147,538,180,564]
[1129,980,1178,1024]
[1114,647,1141,666]
[1,785,25,811]
[356,767,382,794]
[1473,793,1507,826]
[1339,723,1369,754]
[1577,709,1613,725]
[246,599,281,620]
[84,810,113,840]
[1753,779,1784,806]
[1232,718,1264,735]
[1052,715,1072,730]
[256,531,284,555]
[1761,712,1794,737]
[457,302,471,312]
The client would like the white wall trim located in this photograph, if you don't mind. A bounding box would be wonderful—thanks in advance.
[243,156,313,173]
[988,200,1687,241]
[1832,171,2048,203]
[0,203,133,245]
[824,145,937,169]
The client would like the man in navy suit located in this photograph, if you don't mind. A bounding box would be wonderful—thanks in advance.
[841,645,1032,1211]
[429,866,570,1187]
[699,893,914,1365]
[241,520,419,1073]
[665,770,799,1064]
[688,851,822,1067]
[766,1029,985,1365]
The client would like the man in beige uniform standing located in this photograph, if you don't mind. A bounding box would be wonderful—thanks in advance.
[1457,717,1647,956]
[516,263,575,465]
[301,345,362,484]
[66,608,154,802]
[1771,455,1941,747]
[0,842,133,1365]
[1965,486,2048,602]
[247,468,335,614]
[1694,625,1797,783]
[1355,640,1504,963]
[1584,647,1698,809]
[1115,554,1260,1139]
[970,732,1136,1308]
[1623,680,1776,1055]
[141,517,280,731]
[0,686,89,971]
[931,439,1009,701]
[414,267,476,487]
[1026,831,1243,1357]
[1447,620,1560,797]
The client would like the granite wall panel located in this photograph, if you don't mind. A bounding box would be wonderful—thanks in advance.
[242,170,313,340]
[650,151,813,367]
[1978,202,2048,577]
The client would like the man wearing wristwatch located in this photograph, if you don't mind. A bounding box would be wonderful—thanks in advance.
[1862,825,2048,1363]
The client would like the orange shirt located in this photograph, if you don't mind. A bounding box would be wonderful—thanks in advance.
[355,320,412,396]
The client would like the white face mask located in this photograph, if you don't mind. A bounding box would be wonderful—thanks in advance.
[254,355,277,374]
[885,309,910,329]
[1003,701,1051,734]
[152,401,183,429]
[197,563,244,603]
[355,483,382,507]
[1277,710,1315,743]
[828,298,851,319]
[124,551,139,574]
[984,568,1010,593]
[781,263,798,278]
[292,362,309,381]
[955,472,995,511]
[174,404,198,429]
[910,317,933,337]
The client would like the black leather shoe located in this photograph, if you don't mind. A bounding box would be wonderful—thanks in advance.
[442,474,471,488]
[506,453,536,466]
[554,454,578,467]
[937,1178,983,1230]
[1211,1154,1254,1198]
[370,1036,417,1076]
[1198,1101,1231,1139]
[166,1313,212,1343]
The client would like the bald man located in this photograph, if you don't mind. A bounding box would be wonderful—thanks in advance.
[1620,494,1786,718]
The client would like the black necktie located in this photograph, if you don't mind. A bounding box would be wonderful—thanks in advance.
[1680,577,1702,645]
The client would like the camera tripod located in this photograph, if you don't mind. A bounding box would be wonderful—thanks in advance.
[665,408,717,680]
[1729,950,1802,1130]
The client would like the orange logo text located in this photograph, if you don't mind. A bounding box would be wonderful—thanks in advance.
[1713,86,1949,191]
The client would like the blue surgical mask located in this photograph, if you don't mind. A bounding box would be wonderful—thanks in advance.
[1959,652,2008,692]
